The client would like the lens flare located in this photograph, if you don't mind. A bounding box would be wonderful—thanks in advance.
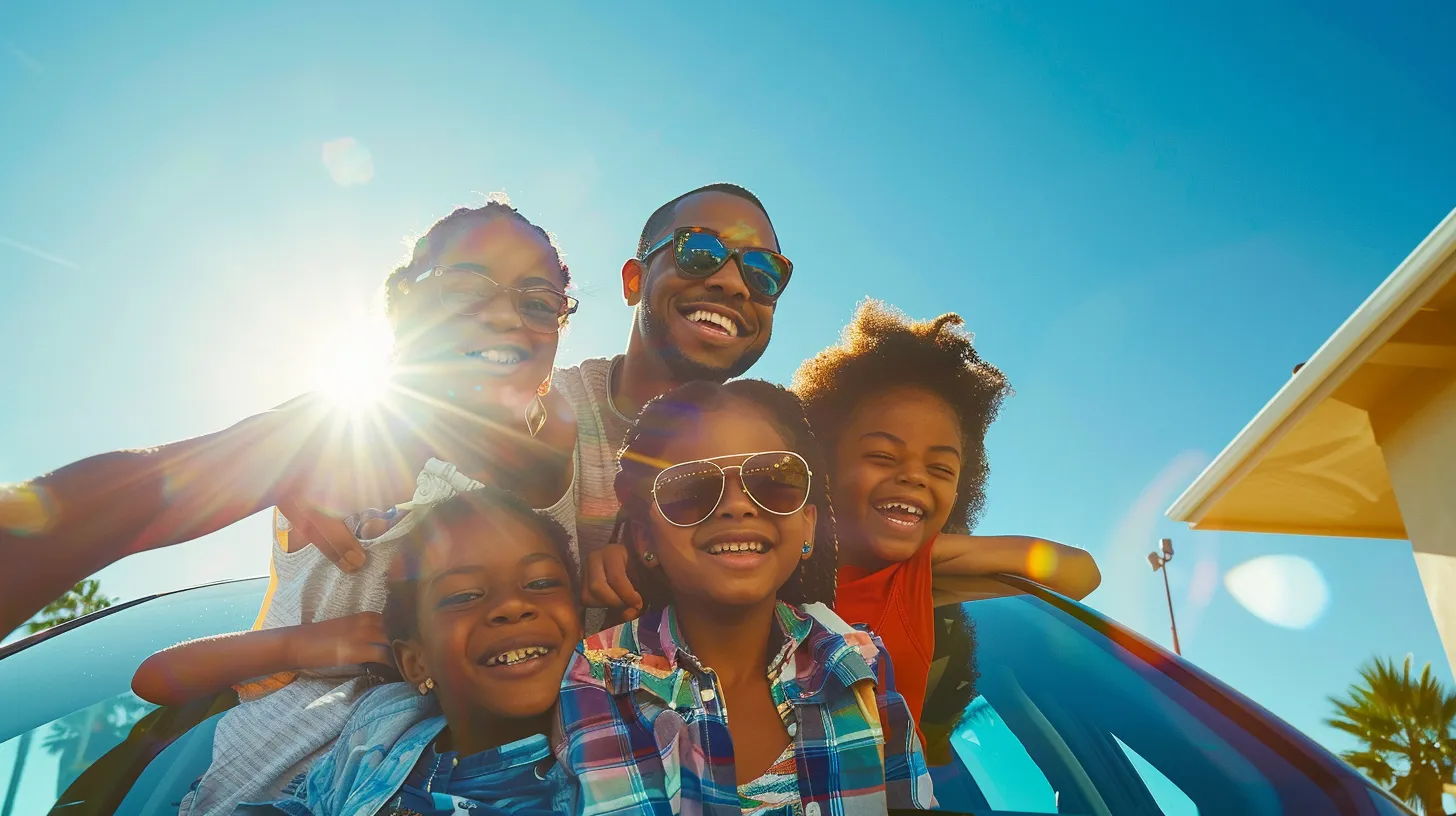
[321,137,374,187]
[0,482,56,535]
[1026,541,1059,581]
[1224,554,1330,629]
[318,316,394,412]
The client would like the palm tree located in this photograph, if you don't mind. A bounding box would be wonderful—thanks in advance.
[1327,655,1456,816]
[1,579,117,816]
[23,578,114,634]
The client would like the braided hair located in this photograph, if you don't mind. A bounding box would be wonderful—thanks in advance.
[613,379,837,610]
[383,193,571,327]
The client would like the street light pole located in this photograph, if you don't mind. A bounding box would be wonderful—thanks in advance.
[1147,537,1182,655]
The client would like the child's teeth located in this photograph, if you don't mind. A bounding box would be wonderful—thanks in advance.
[877,501,924,516]
[707,541,766,554]
[489,646,550,666]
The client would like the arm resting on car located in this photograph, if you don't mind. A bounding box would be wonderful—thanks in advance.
[930,533,1101,602]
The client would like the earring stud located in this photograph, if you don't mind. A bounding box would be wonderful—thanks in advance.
[417,677,435,695]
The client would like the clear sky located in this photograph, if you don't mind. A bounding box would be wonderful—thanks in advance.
[4,0,1455,766]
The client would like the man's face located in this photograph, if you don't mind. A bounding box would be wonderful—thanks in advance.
[634,192,780,382]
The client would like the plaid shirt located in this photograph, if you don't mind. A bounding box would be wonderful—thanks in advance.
[554,602,935,815]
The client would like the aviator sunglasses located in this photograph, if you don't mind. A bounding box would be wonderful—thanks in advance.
[651,450,813,527]
[641,227,794,303]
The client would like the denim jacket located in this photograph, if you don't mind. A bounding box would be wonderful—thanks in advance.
[238,683,572,815]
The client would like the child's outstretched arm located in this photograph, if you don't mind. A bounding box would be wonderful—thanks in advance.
[131,611,391,707]
[931,534,1101,602]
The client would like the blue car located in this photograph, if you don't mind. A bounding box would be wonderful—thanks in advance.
[0,575,1414,815]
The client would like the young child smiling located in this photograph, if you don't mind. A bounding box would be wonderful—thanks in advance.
[240,488,582,815]
[792,299,1101,733]
[556,380,934,815]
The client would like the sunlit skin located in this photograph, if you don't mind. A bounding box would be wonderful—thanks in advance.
[631,404,816,783]
[636,409,816,610]
[617,192,780,410]
[0,212,582,636]
[582,191,784,621]
[288,215,579,532]
[392,511,582,756]
[833,385,1102,600]
[834,387,961,570]
[392,216,571,424]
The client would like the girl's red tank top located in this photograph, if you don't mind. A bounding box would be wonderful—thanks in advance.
[834,536,936,726]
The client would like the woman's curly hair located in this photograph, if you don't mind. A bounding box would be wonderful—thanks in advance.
[791,299,1011,535]
[613,379,838,610]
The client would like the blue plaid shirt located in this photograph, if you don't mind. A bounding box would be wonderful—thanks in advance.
[554,602,935,815]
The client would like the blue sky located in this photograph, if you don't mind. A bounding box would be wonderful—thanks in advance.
[3,0,1455,768]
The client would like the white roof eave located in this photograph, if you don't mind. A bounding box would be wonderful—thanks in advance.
[1167,206,1456,526]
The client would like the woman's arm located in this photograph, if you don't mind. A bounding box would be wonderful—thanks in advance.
[131,612,391,707]
[1,394,410,636]
[930,534,1101,601]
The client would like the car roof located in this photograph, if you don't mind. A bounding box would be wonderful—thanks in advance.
[0,575,269,661]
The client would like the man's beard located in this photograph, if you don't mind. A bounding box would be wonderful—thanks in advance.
[639,296,766,384]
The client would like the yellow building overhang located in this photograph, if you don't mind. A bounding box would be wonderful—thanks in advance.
[1167,207,1456,538]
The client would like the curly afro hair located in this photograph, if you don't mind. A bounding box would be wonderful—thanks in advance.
[791,299,1010,535]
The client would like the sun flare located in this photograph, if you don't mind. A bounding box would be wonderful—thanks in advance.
[317,316,395,412]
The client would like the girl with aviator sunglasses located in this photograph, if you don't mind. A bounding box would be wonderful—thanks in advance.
[555,380,934,815]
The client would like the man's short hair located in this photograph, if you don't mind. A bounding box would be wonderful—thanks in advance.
[636,183,775,259]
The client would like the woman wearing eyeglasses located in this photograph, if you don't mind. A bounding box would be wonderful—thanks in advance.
[127,195,585,815]
[555,379,934,815]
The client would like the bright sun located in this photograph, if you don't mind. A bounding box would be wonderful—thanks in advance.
[317,315,395,411]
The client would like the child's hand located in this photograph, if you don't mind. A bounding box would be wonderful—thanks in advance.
[582,544,644,621]
[289,612,394,670]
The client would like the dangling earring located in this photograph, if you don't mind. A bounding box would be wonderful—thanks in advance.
[801,541,812,560]
[417,677,435,696]
[525,375,551,437]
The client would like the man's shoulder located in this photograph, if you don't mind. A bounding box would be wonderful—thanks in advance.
[554,355,618,383]
[553,356,626,453]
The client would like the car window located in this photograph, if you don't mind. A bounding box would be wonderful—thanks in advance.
[947,696,1057,812]
[0,578,265,816]
[1112,736,1197,816]
[920,592,1362,815]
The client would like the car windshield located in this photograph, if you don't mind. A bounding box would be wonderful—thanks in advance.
[0,577,1397,816]
[923,585,1361,815]
[0,578,265,815]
